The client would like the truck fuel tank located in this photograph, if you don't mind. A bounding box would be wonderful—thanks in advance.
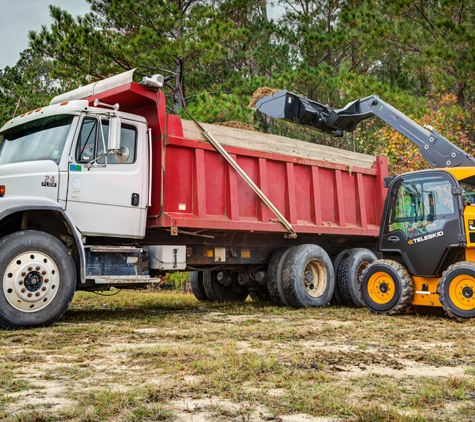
[148,245,186,270]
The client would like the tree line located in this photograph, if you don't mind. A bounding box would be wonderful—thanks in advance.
[1,0,474,173]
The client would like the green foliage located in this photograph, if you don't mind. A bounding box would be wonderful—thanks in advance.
[186,91,254,124]
[1,0,475,174]
[0,50,61,122]
[161,272,190,291]
[373,93,475,174]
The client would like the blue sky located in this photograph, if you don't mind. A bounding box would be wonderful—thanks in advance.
[0,0,91,69]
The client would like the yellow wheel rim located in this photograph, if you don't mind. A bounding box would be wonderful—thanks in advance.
[367,271,396,304]
[449,275,475,311]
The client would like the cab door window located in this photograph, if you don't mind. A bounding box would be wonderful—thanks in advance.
[76,118,136,165]
[76,117,108,164]
[387,174,456,238]
[108,125,136,164]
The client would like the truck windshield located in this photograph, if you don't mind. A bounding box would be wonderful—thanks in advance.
[0,115,74,165]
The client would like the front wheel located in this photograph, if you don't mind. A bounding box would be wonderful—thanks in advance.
[439,261,475,320]
[359,259,413,315]
[0,231,76,329]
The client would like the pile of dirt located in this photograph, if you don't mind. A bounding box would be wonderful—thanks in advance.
[215,121,256,131]
[248,87,281,108]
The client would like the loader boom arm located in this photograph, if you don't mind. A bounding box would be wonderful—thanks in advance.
[256,90,475,168]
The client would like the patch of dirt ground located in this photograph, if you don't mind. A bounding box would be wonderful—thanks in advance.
[1,291,475,421]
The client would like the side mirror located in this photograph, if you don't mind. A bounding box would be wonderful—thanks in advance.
[113,145,130,164]
[108,116,121,151]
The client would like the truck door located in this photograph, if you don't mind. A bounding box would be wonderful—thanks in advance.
[380,171,464,276]
[66,116,149,238]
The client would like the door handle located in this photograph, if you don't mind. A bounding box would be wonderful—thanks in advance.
[388,236,400,244]
[131,193,139,206]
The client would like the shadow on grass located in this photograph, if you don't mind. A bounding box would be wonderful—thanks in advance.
[61,291,279,324]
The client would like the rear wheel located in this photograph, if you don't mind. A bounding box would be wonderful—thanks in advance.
[267,247,295,306]
[330,250,350,305]
[0,230,76,329]
[190,271,209,302]
[337,248,377,308]
[282,245,334,308]
[439,261,475,320]
[203,271,248,303]
[360,259,413,315]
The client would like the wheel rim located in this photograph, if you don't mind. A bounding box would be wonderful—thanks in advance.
[367,271,396,304]
[3,251,60,313]
[448,274,475,311]
[302,259,327,298]
[357,261,370,276]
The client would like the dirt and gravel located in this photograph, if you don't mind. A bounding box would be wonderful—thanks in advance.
[1,291,475,421]
[249,87,281,108]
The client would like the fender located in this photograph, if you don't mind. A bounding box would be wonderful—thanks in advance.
[0,200,86,285]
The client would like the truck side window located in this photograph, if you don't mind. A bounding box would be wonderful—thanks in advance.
[76,118,136,165]
[76,117,108,164]
[109,124,136,164]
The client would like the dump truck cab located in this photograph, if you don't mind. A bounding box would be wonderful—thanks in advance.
[0,98,150,240]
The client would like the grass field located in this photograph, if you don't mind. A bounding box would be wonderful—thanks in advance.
[1,290,475,421]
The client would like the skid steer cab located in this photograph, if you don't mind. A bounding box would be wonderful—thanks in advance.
[360,168,475,320]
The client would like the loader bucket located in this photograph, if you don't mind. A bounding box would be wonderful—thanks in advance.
[255,90,344,137]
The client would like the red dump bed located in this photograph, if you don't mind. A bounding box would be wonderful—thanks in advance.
[86,82,388,237]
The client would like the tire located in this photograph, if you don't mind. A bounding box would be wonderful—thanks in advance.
[438,261,475,320]
[337,248,377,308]
[202,271,248,303]
[282,244,334,308]
[359,259,414,315]
[0,230,76,329]
[267,247,295,306]
[330,250,350,305]
[190,271,209,302]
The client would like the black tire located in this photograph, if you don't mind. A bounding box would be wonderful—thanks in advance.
[330,250,350,305]
[202,271,248,303]
[249,289,271,302]
[190,271,209,301]
[359,259,414,315]
[282,244,334,308]
[438,261,475,320]
[337,248,377,308]
[0,230,76,329]
[267,247,295,306]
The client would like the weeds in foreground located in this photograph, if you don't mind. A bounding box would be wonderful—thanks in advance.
[0,291,474,422]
